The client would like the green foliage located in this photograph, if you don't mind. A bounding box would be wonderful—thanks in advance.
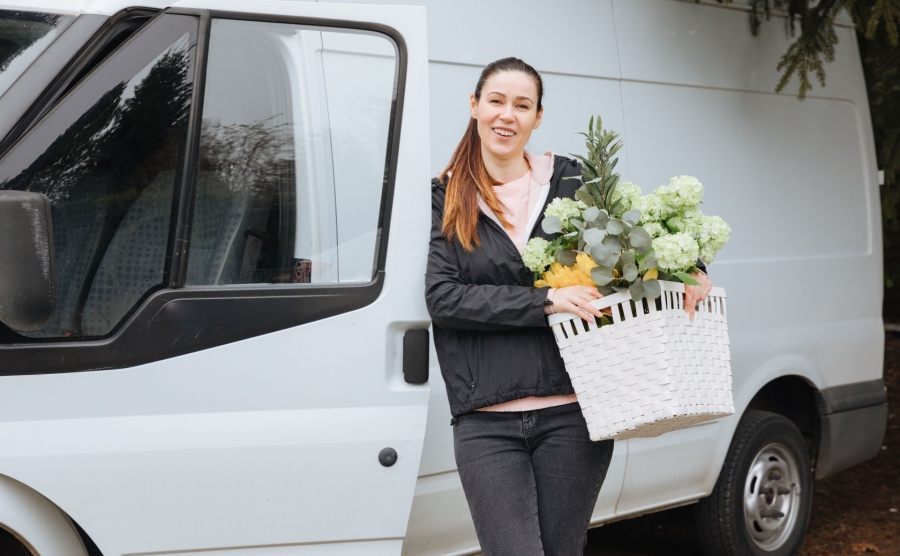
[775,8,839,97]
[700,0,900,98]
[567,116,623,213]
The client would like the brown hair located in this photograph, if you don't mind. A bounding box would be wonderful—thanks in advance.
[440,57,544,251]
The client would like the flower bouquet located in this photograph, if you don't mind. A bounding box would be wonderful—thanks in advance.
[533,116,735,441]
[523,117,731,303]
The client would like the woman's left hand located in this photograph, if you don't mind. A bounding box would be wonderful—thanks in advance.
[683,271,712,320]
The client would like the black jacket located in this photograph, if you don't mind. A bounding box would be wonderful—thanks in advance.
[425,155,583,417]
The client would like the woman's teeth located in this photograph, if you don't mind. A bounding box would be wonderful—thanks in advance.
[494,128,515,137]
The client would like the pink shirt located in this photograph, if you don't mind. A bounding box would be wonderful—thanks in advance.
[477,152,579,412]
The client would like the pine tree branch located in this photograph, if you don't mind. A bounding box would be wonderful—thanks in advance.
[864,0,900,44]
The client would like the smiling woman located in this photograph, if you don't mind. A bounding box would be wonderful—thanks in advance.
[425,57,614,556]
[470,69,543,172]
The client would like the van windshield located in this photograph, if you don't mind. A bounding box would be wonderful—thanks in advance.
[0,10,73,97]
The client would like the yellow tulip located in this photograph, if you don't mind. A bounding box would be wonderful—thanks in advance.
[536,255,600,288]
[644,268,658,281]
[576,253,597,275]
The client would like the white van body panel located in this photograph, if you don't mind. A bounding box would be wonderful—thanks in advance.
[0,0,884,555]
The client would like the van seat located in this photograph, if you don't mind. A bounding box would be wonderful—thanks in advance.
[81,172,174,337]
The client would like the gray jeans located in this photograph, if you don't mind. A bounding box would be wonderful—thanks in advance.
[453,402,614,556]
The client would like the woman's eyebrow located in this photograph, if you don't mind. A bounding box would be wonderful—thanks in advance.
[485,91,534,103]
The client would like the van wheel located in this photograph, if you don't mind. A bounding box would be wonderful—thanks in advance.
[695,410,813,556]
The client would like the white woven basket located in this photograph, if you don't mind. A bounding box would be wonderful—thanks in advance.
[548,281,734,441]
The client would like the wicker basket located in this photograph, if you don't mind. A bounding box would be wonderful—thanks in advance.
[548,281,733,441]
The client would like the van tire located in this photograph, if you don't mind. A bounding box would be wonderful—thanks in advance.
[695,410,813,556]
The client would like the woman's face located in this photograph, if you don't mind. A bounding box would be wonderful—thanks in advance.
[470,70,543,165]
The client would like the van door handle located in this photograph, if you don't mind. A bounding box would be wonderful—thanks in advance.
[403,329,429,384]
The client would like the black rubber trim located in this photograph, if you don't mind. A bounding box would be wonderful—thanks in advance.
[814,378,886,414]
[0,273,384,375]
[167,11,210,288]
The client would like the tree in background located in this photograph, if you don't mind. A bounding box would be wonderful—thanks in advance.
[703,1,898,96]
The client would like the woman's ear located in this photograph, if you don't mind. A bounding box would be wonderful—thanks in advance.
[534,106,544,130]
[470,94,478,118]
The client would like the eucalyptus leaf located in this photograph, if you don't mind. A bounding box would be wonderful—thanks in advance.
[621,251,635,266]
[643,279,662,299]
[644,254,658,270]
[582,206,600,223]
[629,280,645,301]
[590,266,615,286]
[606,218,624,235]
[622,209,642,226]
[542,215,562,234]
[571,219,585,231]
[557,249,577,266]
[591,247,619,268]
[623,262,638,282]
[598,285,617,296]
[674,271,700,286]
[629,226,651,253]
[597,210,610,228]
[602,234,621,251]
[583,228,606,247]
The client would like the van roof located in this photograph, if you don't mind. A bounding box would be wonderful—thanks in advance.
[1,0,171,16]
[0,0,314,16]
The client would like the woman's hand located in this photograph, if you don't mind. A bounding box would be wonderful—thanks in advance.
[683,271,712,320]
[546,286,604,322]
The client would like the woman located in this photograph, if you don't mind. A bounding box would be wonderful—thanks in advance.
[425,57,710,555]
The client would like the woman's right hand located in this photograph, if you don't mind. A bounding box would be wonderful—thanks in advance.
[547,286,604,322]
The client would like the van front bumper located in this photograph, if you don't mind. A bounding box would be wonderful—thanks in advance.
[815,378,888,479]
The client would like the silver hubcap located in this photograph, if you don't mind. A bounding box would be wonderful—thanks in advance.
[743,442,802,551]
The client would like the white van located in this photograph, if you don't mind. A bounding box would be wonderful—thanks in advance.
[0,1,886,555]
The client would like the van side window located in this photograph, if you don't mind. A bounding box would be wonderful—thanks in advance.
[0,10,74,97]
[187,19,397,286]
[0,14,197,338]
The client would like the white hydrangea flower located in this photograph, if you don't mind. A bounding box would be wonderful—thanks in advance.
[522,237,555,273]
[679,209,704,237]
[544,197,583,226]
[636,193,667,223]
[695,215,731,263]
[642,221,668,239]
[611,181,642,213]
[652,232,700,272]
[656,175,704,212]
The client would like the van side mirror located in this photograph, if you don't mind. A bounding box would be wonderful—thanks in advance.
[0,191,56,331]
